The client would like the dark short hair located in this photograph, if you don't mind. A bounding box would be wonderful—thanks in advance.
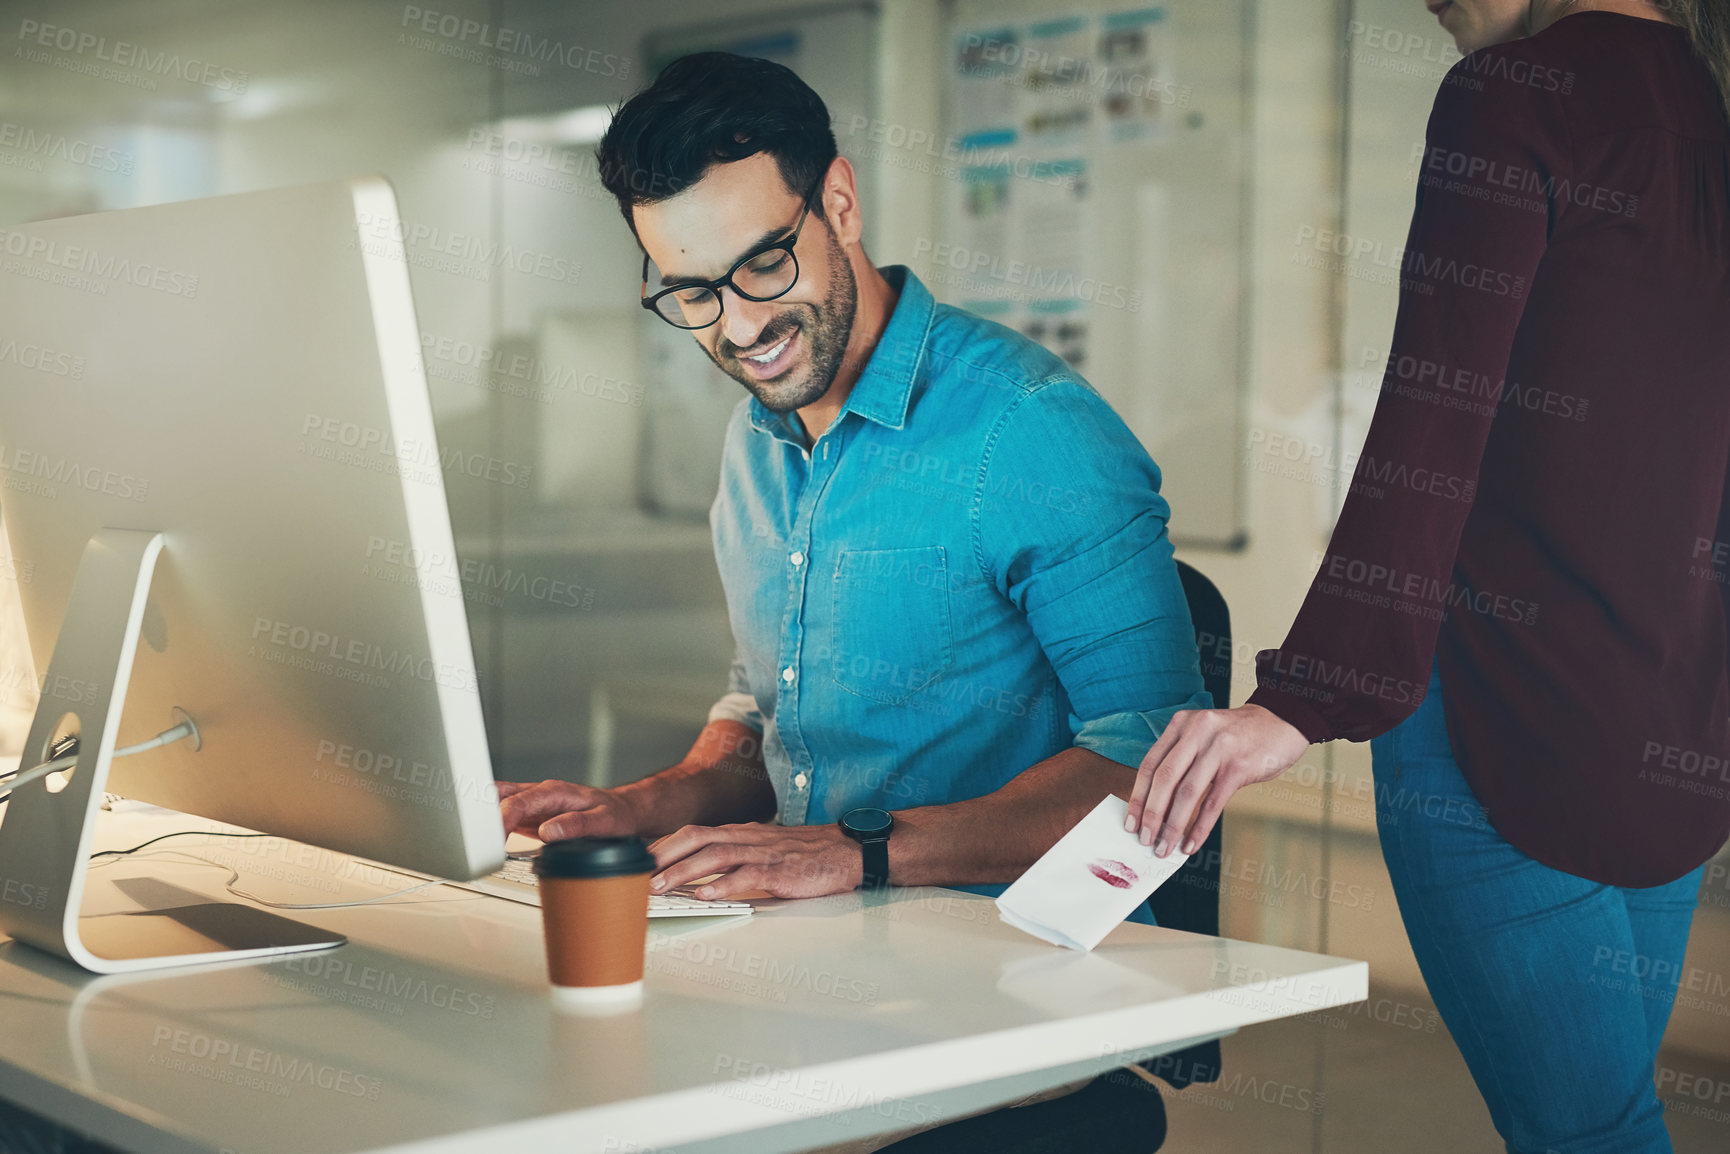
[596,51,837,234]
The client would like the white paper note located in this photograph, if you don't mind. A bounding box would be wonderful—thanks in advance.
[996,796,1191,951]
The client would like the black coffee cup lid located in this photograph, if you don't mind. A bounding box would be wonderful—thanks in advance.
[533,836,656,879]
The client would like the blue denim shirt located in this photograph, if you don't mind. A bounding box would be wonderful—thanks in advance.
[708,266,1209,855]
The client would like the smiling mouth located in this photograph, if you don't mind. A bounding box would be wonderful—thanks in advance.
[747,336,791,363]
[735,330,798,380]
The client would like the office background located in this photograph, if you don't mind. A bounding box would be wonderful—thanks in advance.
[0,0,1725,1150]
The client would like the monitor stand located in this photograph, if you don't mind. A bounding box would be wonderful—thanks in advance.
[0,529,345,974]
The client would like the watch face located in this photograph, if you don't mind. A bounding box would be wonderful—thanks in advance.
[842,808,893,836]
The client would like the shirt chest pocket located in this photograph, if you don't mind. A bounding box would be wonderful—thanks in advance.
[830,546,955,705]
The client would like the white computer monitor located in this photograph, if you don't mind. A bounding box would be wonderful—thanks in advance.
[0,178,505,972]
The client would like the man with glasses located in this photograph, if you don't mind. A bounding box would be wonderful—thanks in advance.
[499,51,1208,921]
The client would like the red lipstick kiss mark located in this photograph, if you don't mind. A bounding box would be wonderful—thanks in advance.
[1087,859,1138,889]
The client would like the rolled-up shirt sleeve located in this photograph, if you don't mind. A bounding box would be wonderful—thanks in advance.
[1074,703,1209,769]
[977,377,1210,769]
[705,653,764,732]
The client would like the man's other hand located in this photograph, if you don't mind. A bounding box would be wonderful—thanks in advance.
[646,823,864,899]
[496,779,643,843]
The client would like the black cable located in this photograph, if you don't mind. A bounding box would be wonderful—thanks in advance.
[88,830,274,861]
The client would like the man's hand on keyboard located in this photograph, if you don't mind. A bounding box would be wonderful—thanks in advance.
[497,780,643,842]
[646,823,863,900]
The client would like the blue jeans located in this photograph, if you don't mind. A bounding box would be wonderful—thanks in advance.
[1371,663,1703,1154]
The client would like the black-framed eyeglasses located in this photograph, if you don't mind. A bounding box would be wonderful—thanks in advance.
[639,175,824,330]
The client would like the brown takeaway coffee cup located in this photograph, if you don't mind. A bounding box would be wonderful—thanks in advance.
[534,836,656,1009]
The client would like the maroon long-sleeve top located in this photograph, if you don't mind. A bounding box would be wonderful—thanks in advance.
[1248,12,1730,886]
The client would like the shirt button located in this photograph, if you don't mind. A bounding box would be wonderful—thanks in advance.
[793,772,809,789]
[781,667,796,684]
[790,551,805,567]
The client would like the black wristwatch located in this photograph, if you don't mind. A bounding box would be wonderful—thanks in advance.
[839,807,895,889]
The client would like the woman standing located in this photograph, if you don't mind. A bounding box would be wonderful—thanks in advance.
[1128,2,1730,1150]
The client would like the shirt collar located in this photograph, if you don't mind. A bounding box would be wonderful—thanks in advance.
[748,265,931,438]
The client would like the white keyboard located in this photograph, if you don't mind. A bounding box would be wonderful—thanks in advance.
[465,856,753,917]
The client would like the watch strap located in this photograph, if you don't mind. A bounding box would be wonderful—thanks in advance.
[859,836,890,889]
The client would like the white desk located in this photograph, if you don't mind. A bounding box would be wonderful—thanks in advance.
[0,808,1367,1154]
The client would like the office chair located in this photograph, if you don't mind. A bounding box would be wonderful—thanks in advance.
[882,561,1230,1153]
[1139,559,1229,1091]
